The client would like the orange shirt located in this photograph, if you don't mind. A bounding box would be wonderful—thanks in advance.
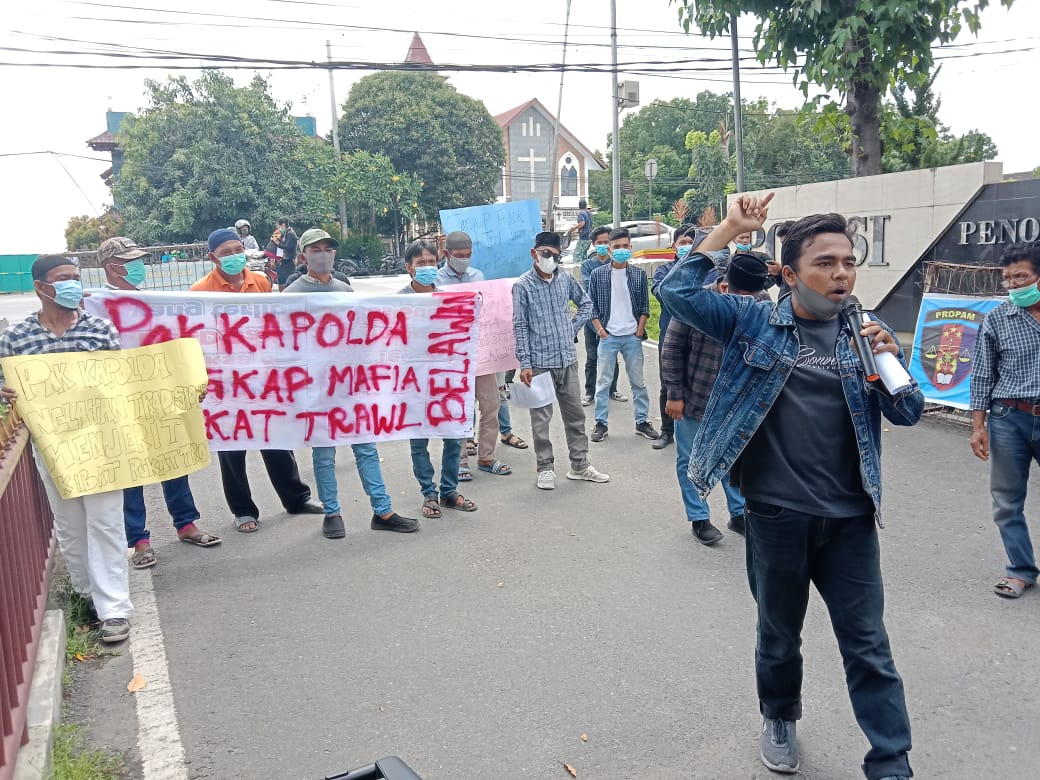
[190,268,272,293]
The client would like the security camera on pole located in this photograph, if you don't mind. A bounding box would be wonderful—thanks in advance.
[645,158,658,222]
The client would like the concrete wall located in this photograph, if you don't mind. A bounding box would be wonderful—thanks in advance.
[733,162,1005,309]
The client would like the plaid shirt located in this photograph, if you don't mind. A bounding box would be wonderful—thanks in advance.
[0,311,122,385]
[970,300,1040,409]
[512,269,592,369]
[587,263,650,331]
[660,318,722,420]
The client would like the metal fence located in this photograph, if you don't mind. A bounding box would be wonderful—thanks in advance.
[68,242,211,292]
[0,406,56,780]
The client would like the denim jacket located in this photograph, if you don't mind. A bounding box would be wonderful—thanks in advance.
[658,251,924,525]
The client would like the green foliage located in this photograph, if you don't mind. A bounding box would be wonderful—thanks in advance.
[113,71,419,245]
[64,208,124,251]
[676,0,1016,176]
[338,233,385,263]
[339,71,505,217]
[646,295,662,342]
[52,724,125,780]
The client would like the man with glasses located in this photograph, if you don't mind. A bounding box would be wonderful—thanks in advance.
[513,232,608,490]
[971,241,1040,600]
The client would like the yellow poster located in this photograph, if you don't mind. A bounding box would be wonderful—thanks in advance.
[1,339,210,499]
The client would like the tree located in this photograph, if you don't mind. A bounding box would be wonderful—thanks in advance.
[684,130,732,218]
[338,72,505,217]
[677,0,1015,177]
[64,207,125,251]
[113,72,416,245]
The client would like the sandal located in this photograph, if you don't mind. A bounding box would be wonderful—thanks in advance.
[458,464,473,482]
[465,439,478,456]
[421,497,442,519]
[439,492,477,512]
[994,577,1032,599]
[234,515,259,533]
[131,546,157,569]
[179,530,222,547]
[500,433,528,449]
[477,459,512,476]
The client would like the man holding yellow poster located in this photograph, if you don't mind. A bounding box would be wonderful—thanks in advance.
[0,256,207,644]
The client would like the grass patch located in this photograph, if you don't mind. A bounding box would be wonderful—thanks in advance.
[646,296,662,342]
[60,577,102,665]
[52,724,124,780]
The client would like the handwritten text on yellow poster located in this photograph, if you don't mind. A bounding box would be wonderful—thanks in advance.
[1,339,210,498]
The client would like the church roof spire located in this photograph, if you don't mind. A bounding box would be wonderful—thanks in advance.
[404,32,433,65]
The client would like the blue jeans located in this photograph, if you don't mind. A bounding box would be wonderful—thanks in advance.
[312,443,393,518]
[409,438,463,499]
[498,398,511,436]
[123,475,200,547]
[594,334,649,426]
[674,416,744,521]
[745,500,912,780]
[988,401,1040,584]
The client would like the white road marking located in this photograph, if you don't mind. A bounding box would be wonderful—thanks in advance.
[128,568,188,780]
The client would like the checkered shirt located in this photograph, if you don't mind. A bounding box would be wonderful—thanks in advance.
[660,318,722,420]
[0,311,122,385]
[587,263,650,330]
[970,300,1040,410]
[512,269,592,369]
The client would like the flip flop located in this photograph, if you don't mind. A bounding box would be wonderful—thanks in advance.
[994,577,1032,599]
[500,433,528,449]
[458,465,473,482]
[477,459,512,475]
[179,531,222,547]
[131,547,156,569]
[234,516,259,533]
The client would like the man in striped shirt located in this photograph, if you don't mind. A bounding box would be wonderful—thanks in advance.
[970,242,1040,600]
[512,232,608,490]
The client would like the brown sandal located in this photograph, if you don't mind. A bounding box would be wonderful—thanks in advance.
[500,433,528,449]
[421,497,442,518]
[439,492,477,512]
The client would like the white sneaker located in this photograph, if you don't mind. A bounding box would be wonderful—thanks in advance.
[536,470,557,490]
[581,394,593,407]
[567,465,610,483]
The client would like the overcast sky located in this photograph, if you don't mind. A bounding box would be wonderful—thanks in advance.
[1,0,1037,254]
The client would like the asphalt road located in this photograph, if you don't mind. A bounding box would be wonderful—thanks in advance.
[65,343,1040,780]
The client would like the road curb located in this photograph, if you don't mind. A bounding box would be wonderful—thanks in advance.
[14,609,66,780]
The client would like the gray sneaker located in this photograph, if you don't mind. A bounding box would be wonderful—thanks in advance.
[100,618,130,644]
[760,717,799,774]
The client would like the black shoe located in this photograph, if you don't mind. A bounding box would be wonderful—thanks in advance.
[652,431,674,450]
[727,514,746,536]
[591,422,608,442]
[691,520,723,546]
[292,498,325,515]
[610,391,629,402]
[635,421,660,440]
[322,514,346,539]
[371,512,419,533]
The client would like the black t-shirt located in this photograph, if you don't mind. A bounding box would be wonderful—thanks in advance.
[735,316,873,518]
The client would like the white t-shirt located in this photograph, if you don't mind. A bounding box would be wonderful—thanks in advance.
[607,267,637,336]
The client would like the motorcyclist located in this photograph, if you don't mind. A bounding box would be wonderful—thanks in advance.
[235,219,260,252]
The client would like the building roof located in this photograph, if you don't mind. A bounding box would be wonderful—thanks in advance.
[404,32,433,65]
[86,130,118,151]
[493,98,606,170]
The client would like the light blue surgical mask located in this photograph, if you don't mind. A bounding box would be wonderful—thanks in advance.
[735,242,753,252]
[595,244,609,257]
[123,259,147,287]
[219,252,248,275]
[611,248,632,264]
[676,245,692,259]
[414,266,438,286]
[1008,281,1040,308]
[51,279,84,310]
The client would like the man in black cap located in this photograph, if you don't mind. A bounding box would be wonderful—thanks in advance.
[513,231,608,490]
[0,255,133,643]
[661,252,773,545]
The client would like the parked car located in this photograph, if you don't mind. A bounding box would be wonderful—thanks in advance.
[563,220,674,262]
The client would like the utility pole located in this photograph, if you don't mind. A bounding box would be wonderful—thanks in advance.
[610,0,621,226]
[730,16,746,193]
[327,40,349,240]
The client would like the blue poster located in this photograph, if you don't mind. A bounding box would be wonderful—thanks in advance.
[909,293,1005,409]
[439,200,542,280]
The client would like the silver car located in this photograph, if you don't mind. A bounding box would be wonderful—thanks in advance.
[565,220,675,262]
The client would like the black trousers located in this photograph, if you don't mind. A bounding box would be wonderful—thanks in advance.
[217,449,312,519]
[583,322,619,397]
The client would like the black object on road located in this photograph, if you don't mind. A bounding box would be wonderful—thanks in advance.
[326,755,423,780]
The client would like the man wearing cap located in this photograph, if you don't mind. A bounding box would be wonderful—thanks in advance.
[434,231,512,479]
[512,231,608,490]
[191,228,323,532]
[98,237,220,568]
[284,229,419,539]
[661,252,772,545]
[0,255,132,643]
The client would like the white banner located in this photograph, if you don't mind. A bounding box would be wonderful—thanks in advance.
[84,290,480,450]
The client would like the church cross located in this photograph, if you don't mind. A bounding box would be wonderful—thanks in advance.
[517,148,545,193]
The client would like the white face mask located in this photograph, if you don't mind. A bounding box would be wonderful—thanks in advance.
[536,255,557,274]
[306,250,336,274]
